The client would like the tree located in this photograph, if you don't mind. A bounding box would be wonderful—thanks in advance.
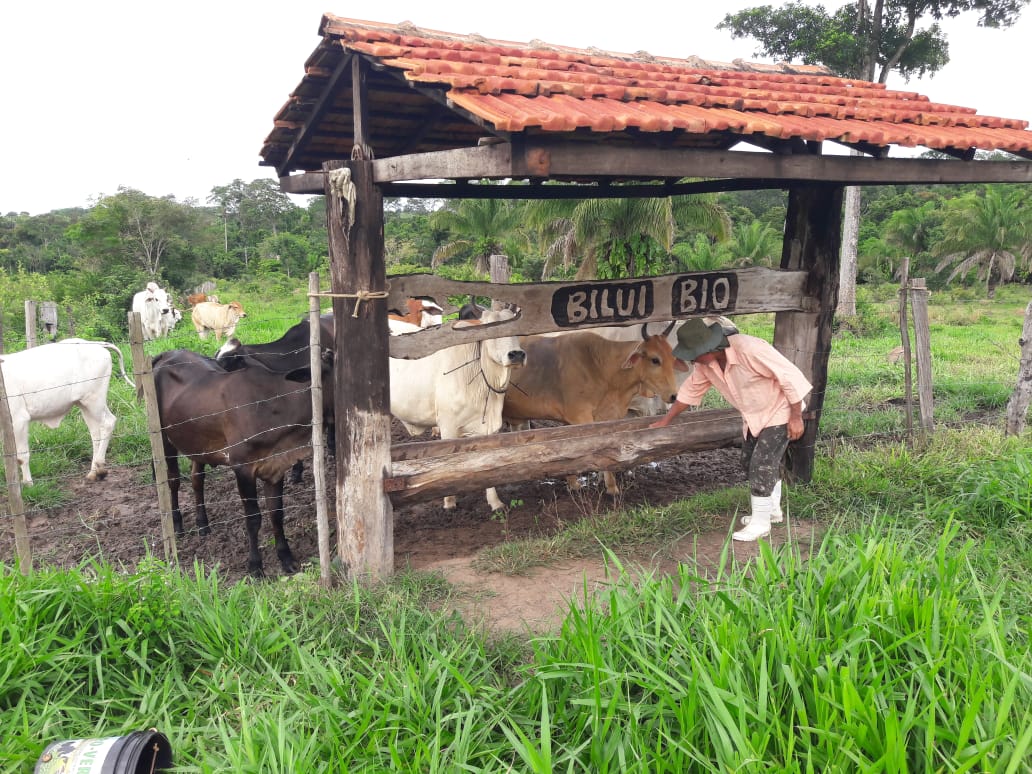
[933,185,1030,297]
[527,192,730,280]
[718,0,1029,314]
[68,187,206,282]
[728,220,782,267]
[430,198,529,274]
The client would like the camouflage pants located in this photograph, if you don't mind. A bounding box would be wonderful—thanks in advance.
[741,424,789,497]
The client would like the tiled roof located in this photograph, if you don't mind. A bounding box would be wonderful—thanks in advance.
[261,15,1032,174]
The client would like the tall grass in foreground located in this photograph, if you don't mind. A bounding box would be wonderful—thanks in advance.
[3,427,1031,772]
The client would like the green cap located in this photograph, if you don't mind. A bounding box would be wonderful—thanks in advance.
[672,318,729,361]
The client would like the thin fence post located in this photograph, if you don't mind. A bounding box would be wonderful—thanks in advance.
[308,272,333,587]
[1005,301,1032,435]
[127,311,178,563]
[897,258,914,442]
[909,279,934,439]
[24,300,37,349]
[0,361,31,573]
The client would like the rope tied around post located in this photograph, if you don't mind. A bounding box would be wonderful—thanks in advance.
[327,167,357,229]
[311,289,390,318]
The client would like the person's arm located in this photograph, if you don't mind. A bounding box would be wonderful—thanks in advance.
[787,400,805,440]
[649,400,691,429]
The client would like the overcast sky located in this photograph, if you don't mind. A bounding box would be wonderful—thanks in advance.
[3,0,1030,216]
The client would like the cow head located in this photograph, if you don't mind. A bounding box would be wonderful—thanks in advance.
[621,334,680,404]
[457,308,527,370]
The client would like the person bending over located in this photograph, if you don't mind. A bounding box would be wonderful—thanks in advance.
[650,318,812,541]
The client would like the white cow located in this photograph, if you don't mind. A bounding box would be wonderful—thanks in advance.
[0,339,135,485]
[390,308,526,511]
[191,300,247,341]
[131,281,175,341]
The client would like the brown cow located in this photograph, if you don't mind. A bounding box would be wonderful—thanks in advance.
[191,300,246,341]
[152,347,334,577]
[186,292,219,306]
[502,328,686,496]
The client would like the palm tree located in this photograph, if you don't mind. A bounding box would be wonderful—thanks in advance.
[527,191,730,280]
[727,220,781,267]
[883,200,941,277]
[429,198,529,274]
[934,186,1029,298]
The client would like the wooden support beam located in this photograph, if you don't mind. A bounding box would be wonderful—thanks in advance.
[774,183,844,484]
[368,142,1032,187]
[276,53,353,178]
[386,410,742,506]
[326,159,393,581]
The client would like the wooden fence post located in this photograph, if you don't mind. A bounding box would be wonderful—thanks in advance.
[1006,301,1032,435]
[24,300,37,349]
[897,258,914,441]
[0,361,31,573]
[909,279,934,439]
[489,254,511,310]
[308,272,333,587]
[127,311,178,563]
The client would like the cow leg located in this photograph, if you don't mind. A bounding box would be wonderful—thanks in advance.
[264,479,297,574]
[289,460,304,484]
[233,470,266,578]
[162,438,185,536]
[12,417,33,485]
[485,487,504,512]
[190,460,211,536]
[79,399,116,482]
[603,471,620,497]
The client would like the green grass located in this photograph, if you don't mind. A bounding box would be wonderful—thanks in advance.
[3,280,1032,770]
[3,438,1031,771]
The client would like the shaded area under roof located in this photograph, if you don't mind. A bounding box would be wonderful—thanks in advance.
[262,14,1032,178]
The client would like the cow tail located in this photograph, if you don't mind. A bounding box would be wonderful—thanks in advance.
[102,342,137,391]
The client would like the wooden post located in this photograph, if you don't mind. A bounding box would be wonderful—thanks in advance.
[40,302,58,341]
[0,360,31,573]
[909,279,934,438]
[897,258,914,440]
[489,254,511,310]
[24,300,37,349]
[774,183,844,484]
[308,272,333,587]
[127,311,177,562]
[1006,301,1032,435]
[325,158,393,581]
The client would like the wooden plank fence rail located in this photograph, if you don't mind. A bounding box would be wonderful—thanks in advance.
[385,409,742,507]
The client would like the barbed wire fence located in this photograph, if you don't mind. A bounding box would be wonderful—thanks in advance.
[1,291,1030,577]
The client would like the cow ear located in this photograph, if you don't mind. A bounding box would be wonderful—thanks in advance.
[621,351,642,370]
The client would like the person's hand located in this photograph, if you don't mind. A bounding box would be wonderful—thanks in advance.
[649,417,670,429]
[787,415,805,440]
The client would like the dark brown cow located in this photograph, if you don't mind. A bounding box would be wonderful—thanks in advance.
[502,329,685,496]
[153,347,334,577]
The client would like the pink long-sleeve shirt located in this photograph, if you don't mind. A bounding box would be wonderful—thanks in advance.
[676,333,813,437]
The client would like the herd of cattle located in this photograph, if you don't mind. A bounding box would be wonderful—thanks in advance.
[2,284,732,577]
[130,282,248,342]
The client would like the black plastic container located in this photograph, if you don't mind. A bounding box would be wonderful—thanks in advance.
[34,730,173,774]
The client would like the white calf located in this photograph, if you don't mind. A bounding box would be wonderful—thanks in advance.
[0,339,134,485]
[390,308,526,511]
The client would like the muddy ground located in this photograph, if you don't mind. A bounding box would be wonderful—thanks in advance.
[2,427,824,633]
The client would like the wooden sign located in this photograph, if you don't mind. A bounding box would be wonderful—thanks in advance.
[386,266,809,359]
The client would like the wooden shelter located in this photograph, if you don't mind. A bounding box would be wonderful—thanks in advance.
[261,15,1032,579]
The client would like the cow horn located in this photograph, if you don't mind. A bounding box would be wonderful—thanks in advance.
[662,320,676,337]
[640,323,651,341]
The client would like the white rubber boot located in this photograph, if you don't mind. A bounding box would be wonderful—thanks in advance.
[741,481,784,525]
[734,495,772,541]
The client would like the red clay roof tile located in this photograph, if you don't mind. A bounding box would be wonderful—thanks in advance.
[264,15,1032,168]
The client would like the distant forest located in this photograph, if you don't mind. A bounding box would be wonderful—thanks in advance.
[2,153,1030,341]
